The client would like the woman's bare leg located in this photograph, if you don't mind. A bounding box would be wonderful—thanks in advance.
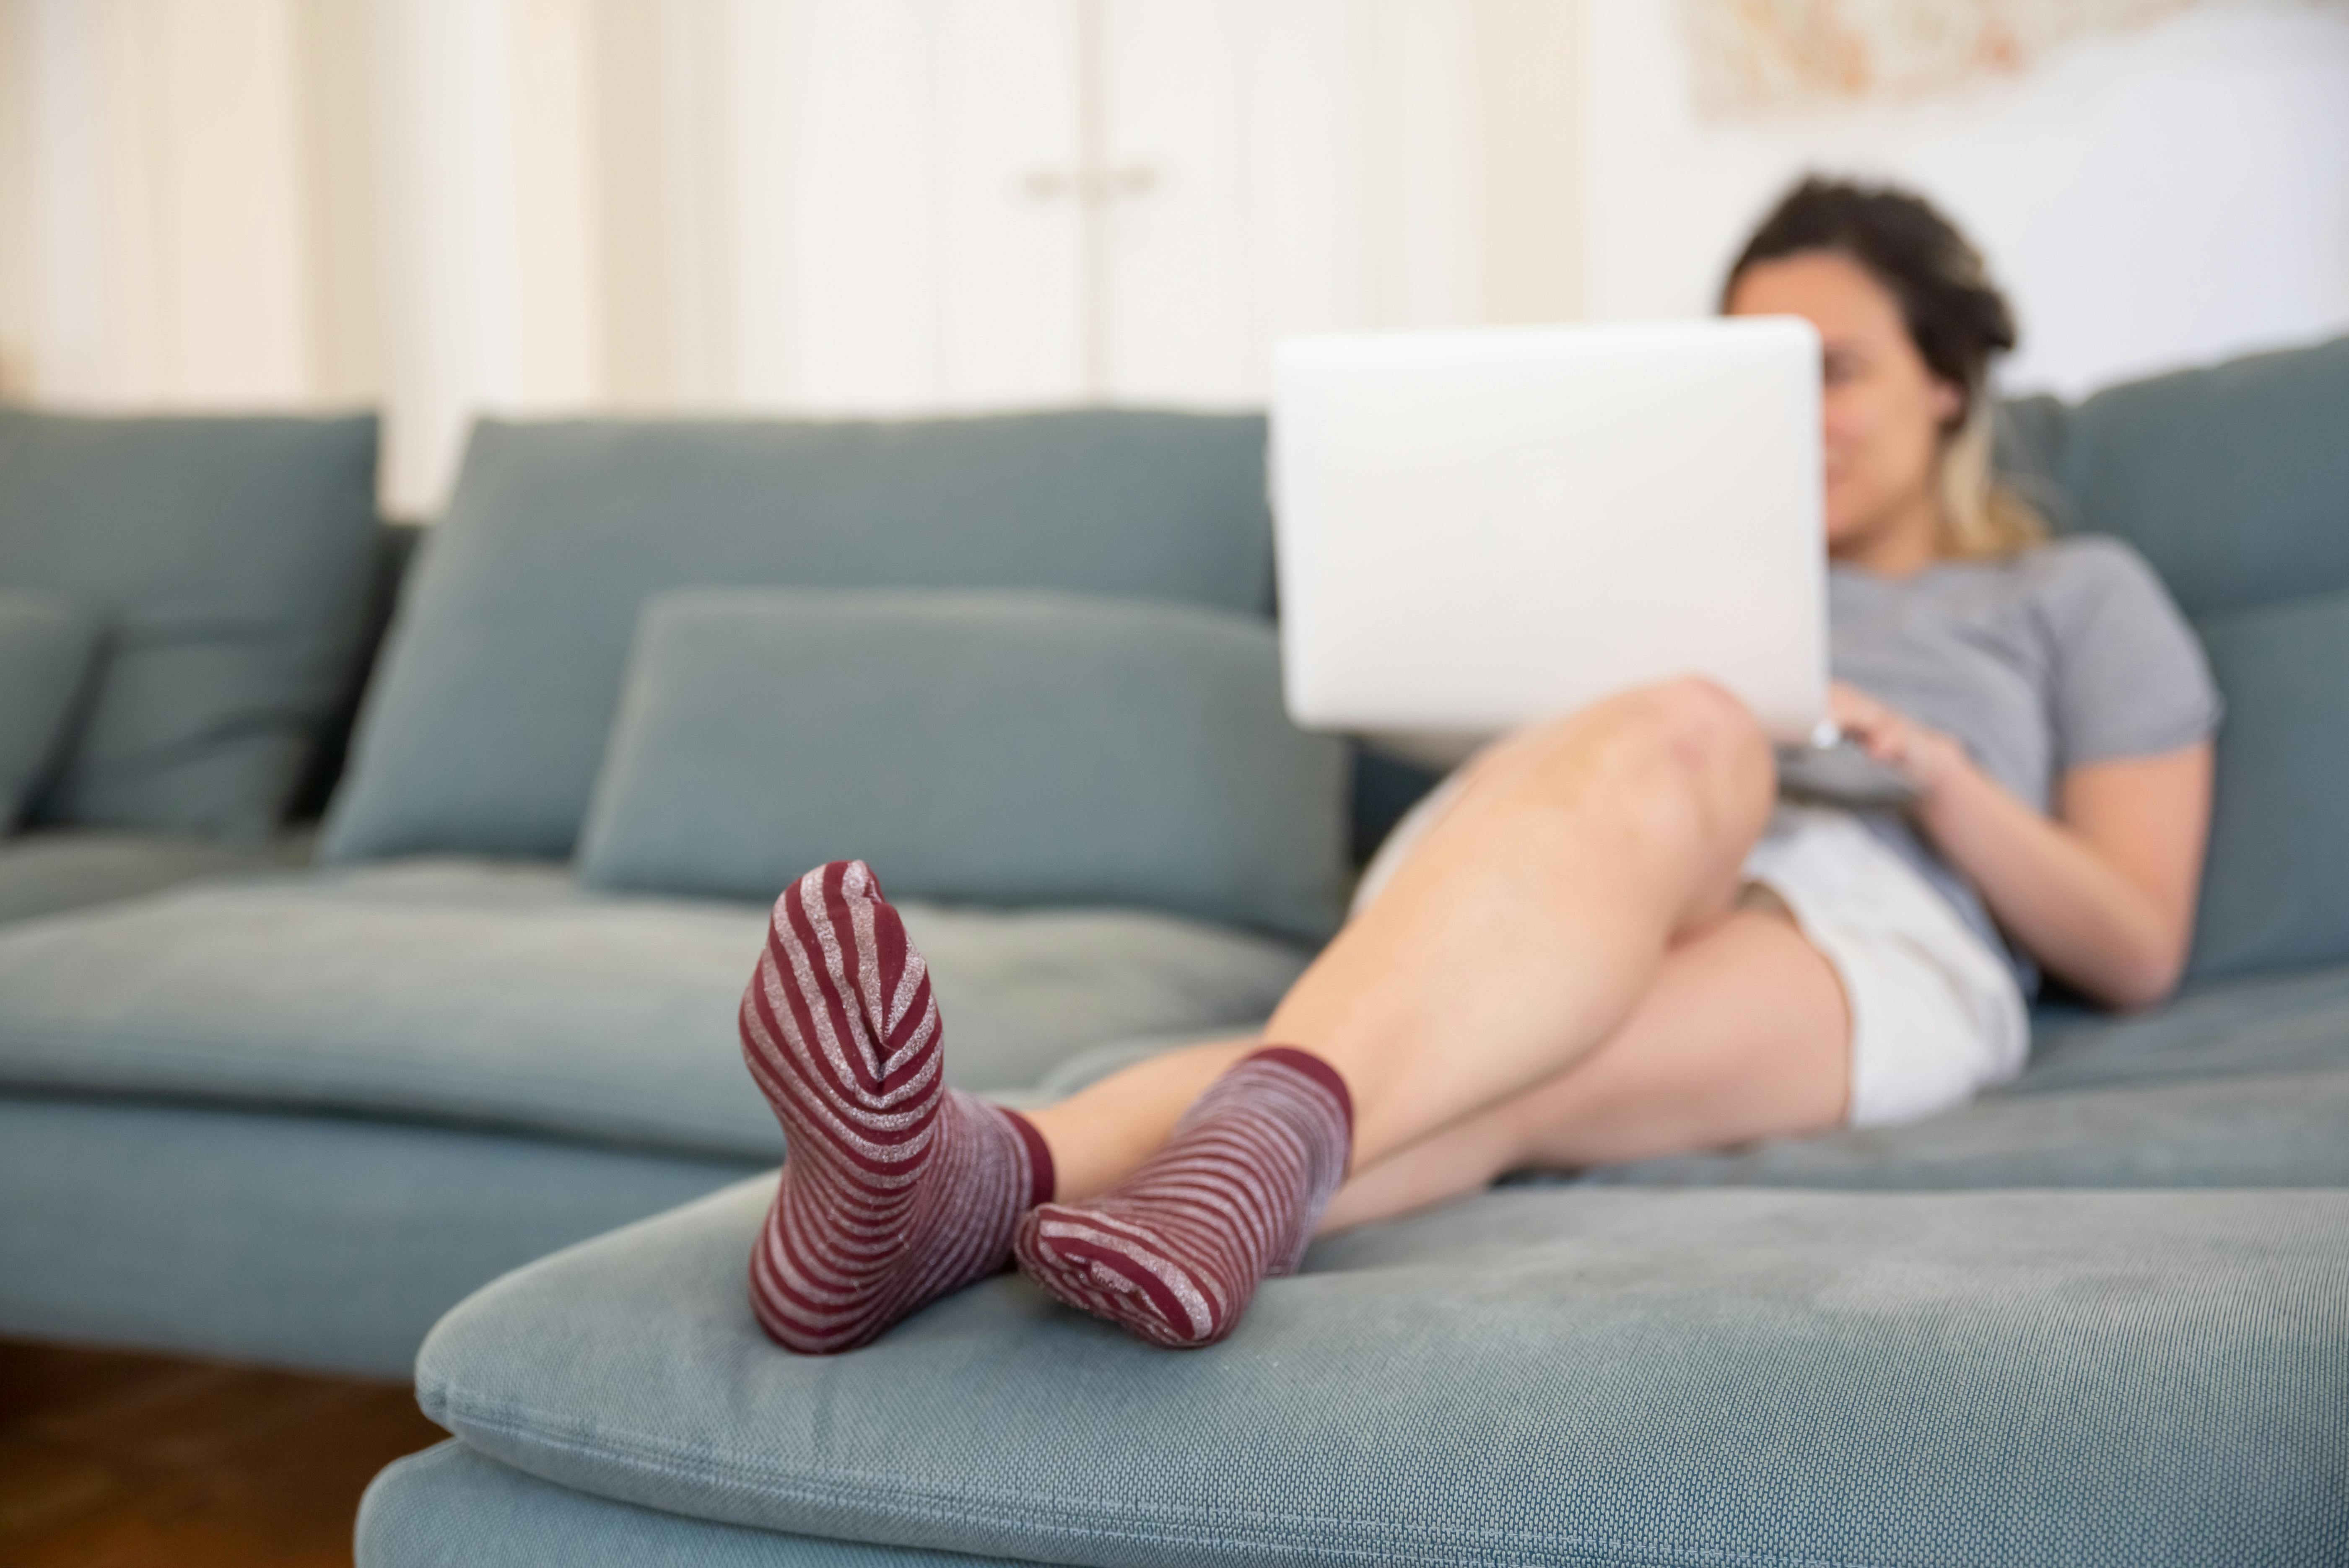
[1025,675,1777,1189]
[1033,899,1847,1221]
[1025,1039,1253,1201]
[1318,900,1848,1233]
[1267,677,1774,1166]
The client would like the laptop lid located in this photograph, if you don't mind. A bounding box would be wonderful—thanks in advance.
[1271,319,1825,759]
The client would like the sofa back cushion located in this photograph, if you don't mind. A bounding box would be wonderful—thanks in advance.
[577,590,1349,940]
[0,408,381,836]
[0,590,100,829]
[2001,337,2349,980]
[322,412,1274,863]
[2185,592,2349,978]
[2000,337,2349,618]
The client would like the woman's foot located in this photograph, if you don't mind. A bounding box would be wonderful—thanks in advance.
[742,860,1052,1353]
[1014,1047,1351,1348]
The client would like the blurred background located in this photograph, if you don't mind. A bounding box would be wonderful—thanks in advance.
[0,0,2343,517]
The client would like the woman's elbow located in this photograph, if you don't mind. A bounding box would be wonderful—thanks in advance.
[2093,936,2191,1013]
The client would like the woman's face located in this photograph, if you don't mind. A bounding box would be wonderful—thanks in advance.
[1725,249,1962,555]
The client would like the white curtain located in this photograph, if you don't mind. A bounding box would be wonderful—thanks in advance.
[0,0,1587,515]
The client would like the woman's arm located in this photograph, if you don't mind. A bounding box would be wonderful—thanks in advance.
[1830,682,2213,1011]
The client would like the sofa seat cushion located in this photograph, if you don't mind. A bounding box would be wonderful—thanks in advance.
[1593,963,2349,1191]
[416,1177,2348,1568]
[0,859,1308,1160]
[0,1095,755,1378]
[1589,1063,2349,1192]
[0,827,314,925]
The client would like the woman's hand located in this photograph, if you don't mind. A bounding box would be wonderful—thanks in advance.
[1825,681,2211,1009]
[1827,681,1972,801]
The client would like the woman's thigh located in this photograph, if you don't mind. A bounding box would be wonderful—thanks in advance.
[1319,906,1848,1232]
[1505,902,1848,1167]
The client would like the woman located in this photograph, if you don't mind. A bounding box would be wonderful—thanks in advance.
[740,177,2222,1355]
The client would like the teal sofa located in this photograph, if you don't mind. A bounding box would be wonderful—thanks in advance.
[0,340,2343,1565]
[357,341,2346,1567]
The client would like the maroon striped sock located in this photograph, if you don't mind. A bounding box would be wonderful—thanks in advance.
[741,860,1054,1355]
[1013,1047,1352,1348]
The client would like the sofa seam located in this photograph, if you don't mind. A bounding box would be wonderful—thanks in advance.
[427,1384,1918,1568]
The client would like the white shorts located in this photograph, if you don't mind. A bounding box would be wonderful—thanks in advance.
[1739,803,2027,1126]
[1352,786,2028,1130]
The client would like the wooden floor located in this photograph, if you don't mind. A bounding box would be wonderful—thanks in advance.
[0,1335,446,1568]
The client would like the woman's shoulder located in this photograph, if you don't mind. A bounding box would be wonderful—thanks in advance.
[2007,532,2159,584]
[1997,534,2181,621]
[2002,537,2222,765]
[1995,534,2216,721]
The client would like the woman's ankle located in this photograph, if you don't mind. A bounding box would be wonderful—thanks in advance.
[1025,1038,1256,1202]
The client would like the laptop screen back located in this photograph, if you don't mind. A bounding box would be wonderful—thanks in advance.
[1271,319,1825,757]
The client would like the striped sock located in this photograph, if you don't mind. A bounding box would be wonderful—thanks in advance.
[1013,1047,1352,1348]
[741,860,1053,1355]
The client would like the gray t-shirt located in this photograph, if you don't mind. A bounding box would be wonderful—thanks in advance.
[1828,535,2223,997]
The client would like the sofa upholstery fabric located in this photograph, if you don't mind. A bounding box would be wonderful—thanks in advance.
[0,589,98,827]
[323,412,1275,863]
[415,1177,2349,1568]
[0,407,381,835]
[0,860,1308,1159]
[578,590,1350,940]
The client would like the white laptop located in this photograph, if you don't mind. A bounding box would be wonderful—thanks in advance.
[1271,318,1905,799]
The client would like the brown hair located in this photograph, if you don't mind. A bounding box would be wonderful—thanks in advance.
[1723,176,2045,560]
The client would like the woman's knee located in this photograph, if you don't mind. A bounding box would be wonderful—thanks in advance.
[1595,677,1773,823]
[1628,676,1766,764]
[1467,677,1772,874]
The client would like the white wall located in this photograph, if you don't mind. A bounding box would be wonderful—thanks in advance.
[0,0,1585,514]
[1102,0,1582,405]
[13,0,318,405]
[5,1,2341,512]
[1585,0,2349,397]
